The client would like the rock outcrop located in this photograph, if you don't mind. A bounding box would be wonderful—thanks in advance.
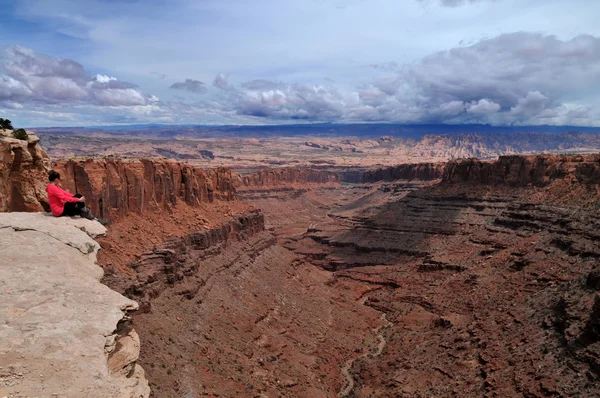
[443,154,600,186]
[235,168,339,188]
[53,159,237,220]
[363,162,444,182]
[0,129,50,212]
[0,213,149,397]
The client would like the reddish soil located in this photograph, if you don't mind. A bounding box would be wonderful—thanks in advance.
[243,179,600,397]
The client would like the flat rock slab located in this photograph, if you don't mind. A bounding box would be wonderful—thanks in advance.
[0,213,149,397]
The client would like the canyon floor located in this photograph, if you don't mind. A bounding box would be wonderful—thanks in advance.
[96,167,600,397]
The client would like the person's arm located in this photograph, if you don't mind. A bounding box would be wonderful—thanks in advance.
[54,186,81,204]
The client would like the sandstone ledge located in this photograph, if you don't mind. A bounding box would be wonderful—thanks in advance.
[0,213,149,398]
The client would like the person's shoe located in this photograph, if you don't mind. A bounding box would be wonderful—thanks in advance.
[82,211,96,221]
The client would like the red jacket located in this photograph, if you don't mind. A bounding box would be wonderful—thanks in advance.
[46,184,80,216]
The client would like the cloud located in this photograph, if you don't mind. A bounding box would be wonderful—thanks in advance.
[213,73,230,90]
[169,78,206,94]
[213,76,346,120]
[431,101,467,117]
[352,32,600,125]
[0,45,153,107]
[467,99,501,115]
[509,91,548,117]
[199,33,599,125]
[2,32,600,127]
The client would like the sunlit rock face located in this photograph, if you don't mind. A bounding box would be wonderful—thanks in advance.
[53,159,238,220]
[0,129,51,212]
[0,213,150,398]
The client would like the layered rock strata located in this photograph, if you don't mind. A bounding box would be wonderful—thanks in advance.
[362,163,444,182]
[53,159,237,220]
[443,154,600,186]
[103,209,266,307]
[0,213,149,397]
[101,207,383,397]
[235,168,339,188]
[240,160,600,396]
[0,129,50,212]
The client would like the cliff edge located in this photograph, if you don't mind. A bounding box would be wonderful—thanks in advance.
[0,213,150,397]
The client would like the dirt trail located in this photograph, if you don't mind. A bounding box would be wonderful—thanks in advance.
[339,298,392,397]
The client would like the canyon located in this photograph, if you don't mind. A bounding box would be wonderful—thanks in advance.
[36,128,600,169]
[2,128,600,397]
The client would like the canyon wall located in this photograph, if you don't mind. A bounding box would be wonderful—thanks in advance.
[103,209,266,304]
[443,154,600,186]
[0,129,50,212]
[362,162,445,183]
[235,167,339,188]
[102,206,383,397]
[54,159,237,220]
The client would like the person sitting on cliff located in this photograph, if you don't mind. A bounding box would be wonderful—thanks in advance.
[46,170,96,220]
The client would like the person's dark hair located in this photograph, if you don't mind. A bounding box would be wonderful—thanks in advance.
[48,170,61,182]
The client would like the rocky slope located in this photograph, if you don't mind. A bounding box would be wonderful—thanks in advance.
[240,154,600,397]
[53,159,237,221]
[0,129,50,212]
[0,213,149,397]
[101,206,383,397]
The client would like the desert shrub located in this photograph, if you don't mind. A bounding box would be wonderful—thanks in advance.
[12,128,28,141]
[0,118,13,130]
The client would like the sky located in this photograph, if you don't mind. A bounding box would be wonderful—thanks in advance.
[0,0,599,127]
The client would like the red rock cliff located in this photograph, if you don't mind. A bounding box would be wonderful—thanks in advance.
[235,168,339,188]
[53,159,237,220]
[0,129,50,212]
[363,163,444,183]
[443,154,600,186]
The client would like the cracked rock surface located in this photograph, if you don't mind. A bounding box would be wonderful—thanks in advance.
[0,212,149,398]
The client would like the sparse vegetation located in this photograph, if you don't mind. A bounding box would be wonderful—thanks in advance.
[12,128,28,141]
[0,118,13,130]
[0,118,27,140]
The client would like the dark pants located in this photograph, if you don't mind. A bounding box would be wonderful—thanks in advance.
[61,194,89,217]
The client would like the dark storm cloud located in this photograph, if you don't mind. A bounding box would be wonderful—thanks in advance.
[350,33,600,124]
[207,33,600,125]
[169,78,206,94]
[0,45,152,107]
